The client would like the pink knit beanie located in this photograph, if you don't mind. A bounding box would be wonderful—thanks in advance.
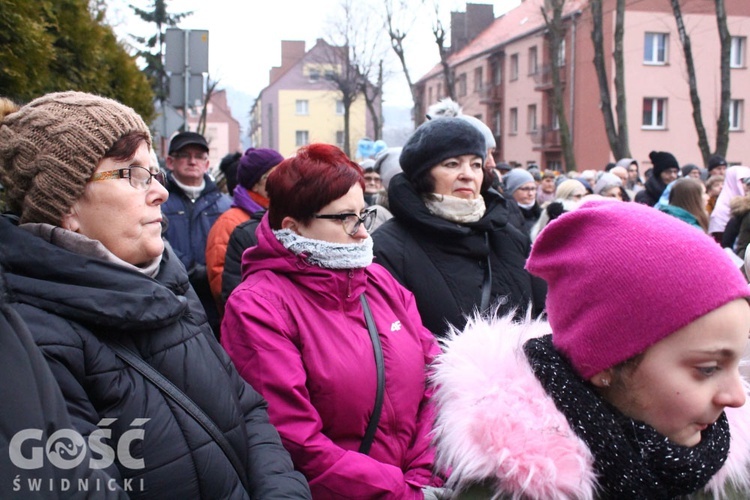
[526,199,750,379]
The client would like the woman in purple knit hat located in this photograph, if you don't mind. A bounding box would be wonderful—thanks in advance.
[206,147,283,312]
[431,199,750,499]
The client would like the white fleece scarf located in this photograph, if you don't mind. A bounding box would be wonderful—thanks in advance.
[273,229,373,269]
[21,223,161,278]
[172,176,205,202]
[424,194,486,224]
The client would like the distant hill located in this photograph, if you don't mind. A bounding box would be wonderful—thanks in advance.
[223,85,255,150]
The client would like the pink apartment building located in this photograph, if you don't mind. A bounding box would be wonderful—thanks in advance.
[416,0,750,173]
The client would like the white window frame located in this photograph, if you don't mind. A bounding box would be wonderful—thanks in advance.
[510,54,519,81]
[295,130,309,147]
[642,97,667,129]
[555,39,566,67]
[335,130,345,147]
[509,107,518,134]
[731,37,746,69]
[336,100,344,115]
[528,104,538,133]
[295,100,309,116]
[493,109,502,136]
[730,99,743,131]
[644,32,668,65]
[528,46,538,75]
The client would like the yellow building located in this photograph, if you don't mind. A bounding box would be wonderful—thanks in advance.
[250,39,379,159]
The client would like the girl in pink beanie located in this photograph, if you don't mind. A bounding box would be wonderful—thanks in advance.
[431,199,750,499]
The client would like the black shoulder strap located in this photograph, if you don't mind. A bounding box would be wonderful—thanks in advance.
[480,232,493,311]
[108,341,250,493]
[359,293,385,455]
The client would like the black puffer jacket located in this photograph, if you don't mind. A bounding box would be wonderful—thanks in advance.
[0,263,126,499]
[0,217,310,499]
[372,173,547,337]
[222,210,264,305]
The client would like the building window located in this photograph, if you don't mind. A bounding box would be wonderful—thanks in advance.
[552,111,560,130]
[336,100,344,115]
[336,130,345,147]
[730,99,743,130]
[309,69,320,82]
[555,39,566,67]
[295,130,309,147]
[325,69,336,80]
[295,100,309,115]
[492,61,502,85]
[493,109,502,136]
[548,160,563,172]
[528,46,538,75]
[642,98,667,129]
[731,37,746,68]
[510,54,519,81]
[458,73,467,97]
[437,82,443,98]
[428,87,433,105]
[644,32,668,64]
[474,67,484,92]
[509,107,518,134]
[528,104,538,132]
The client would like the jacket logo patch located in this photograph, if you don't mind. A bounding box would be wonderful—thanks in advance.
[390,321,402,332]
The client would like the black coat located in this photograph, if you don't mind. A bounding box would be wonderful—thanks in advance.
[634,175,667,207]
[0,217,310,499]
[222,210,264,305]
[372,174,547,338]
[0,262,126,498]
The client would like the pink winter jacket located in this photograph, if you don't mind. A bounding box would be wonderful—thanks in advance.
[221,215,442,499]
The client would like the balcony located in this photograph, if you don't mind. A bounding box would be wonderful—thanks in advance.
[530,126,561,151]
[479,83,503,103]
[534,65,566,91]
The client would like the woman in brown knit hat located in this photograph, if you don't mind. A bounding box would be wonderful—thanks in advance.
[0,92,309,498]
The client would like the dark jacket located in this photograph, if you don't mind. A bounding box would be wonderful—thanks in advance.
[222,210,265,305]
[0,217,310,499]
[634,175,667,207]
[161,171,233,335]
[0,262,126,499]
[372,173,546,337]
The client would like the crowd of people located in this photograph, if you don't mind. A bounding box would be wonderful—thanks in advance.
[1,90,750,499]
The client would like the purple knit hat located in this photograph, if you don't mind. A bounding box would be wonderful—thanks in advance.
[526,199,750,379]
[237,148,283,190]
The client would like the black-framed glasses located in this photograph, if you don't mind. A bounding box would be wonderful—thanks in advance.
[313,207,377,236]
[90,166,166,190]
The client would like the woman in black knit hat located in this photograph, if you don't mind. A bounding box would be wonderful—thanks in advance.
[371,117,546,338]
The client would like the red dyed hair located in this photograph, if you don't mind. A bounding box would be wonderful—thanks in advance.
[266,143,364,229]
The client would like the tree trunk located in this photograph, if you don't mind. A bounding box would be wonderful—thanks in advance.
[590,0,620,158]
[714,0,731,158]
[543,1,576,171]
[612,0,630,158]
[670,0,711,162]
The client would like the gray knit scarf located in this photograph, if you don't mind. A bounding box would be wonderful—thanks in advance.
[273,229,374,269]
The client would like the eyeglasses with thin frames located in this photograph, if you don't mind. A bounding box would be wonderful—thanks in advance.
[90,166,166,190]
[313,207,377,236]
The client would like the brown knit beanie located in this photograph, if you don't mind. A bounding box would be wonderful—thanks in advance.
[0,91,151,225]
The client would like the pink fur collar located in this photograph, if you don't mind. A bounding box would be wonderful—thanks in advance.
[430,314,750,499]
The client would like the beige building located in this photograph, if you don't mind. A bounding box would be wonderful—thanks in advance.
[183,89,241,176]
[416,0,750,172]
[250,39,380,158]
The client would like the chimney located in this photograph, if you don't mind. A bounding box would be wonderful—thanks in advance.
[450,3,495,53]
[269,40,306,85]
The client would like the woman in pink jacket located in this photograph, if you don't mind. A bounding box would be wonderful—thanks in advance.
[221,143,443,499]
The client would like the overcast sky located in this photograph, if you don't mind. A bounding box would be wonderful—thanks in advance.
[108,0,522,107]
